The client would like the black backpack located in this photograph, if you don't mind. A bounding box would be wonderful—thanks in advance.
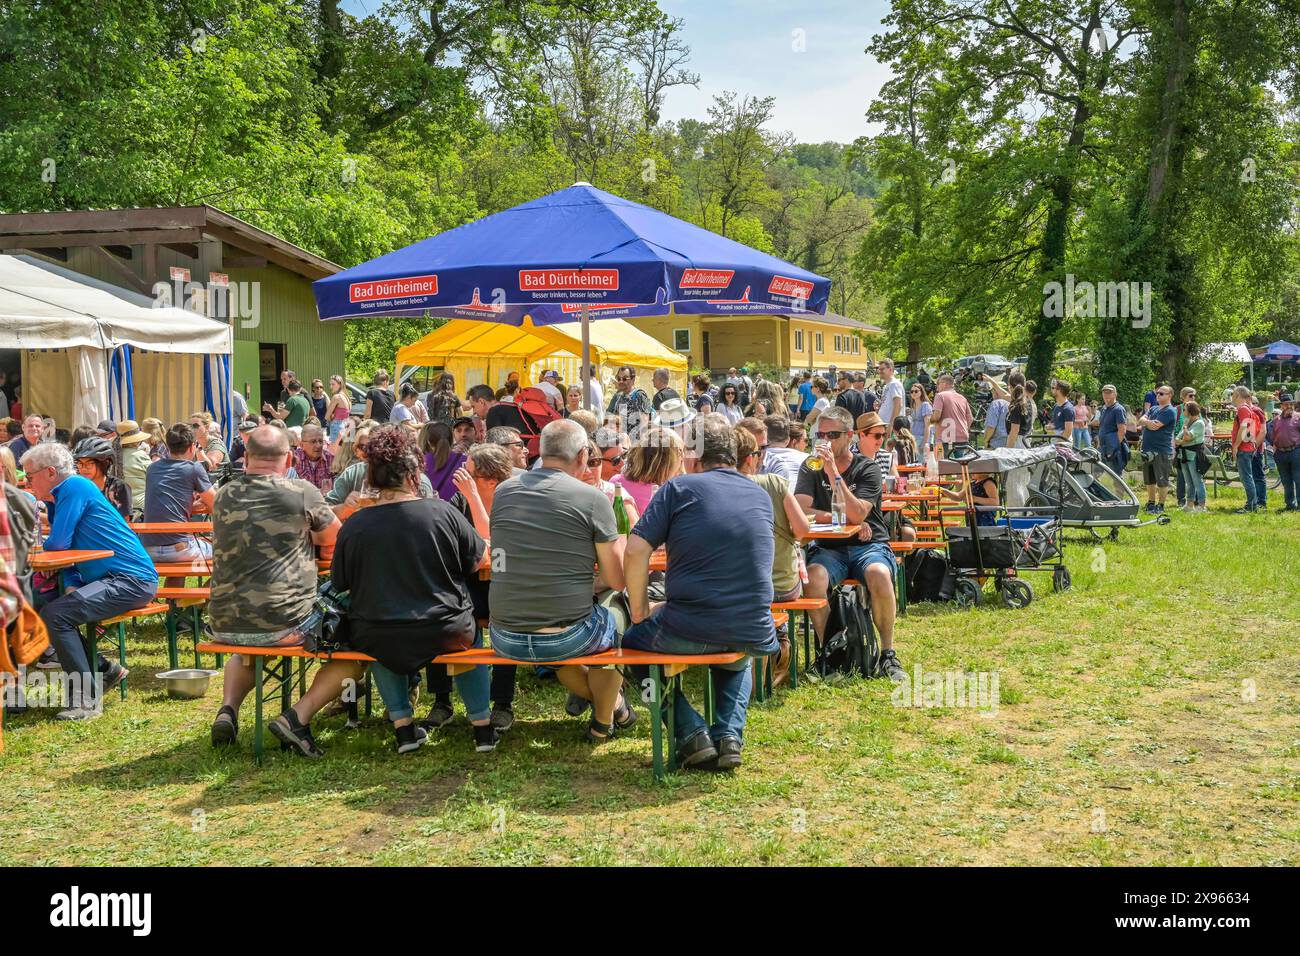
[816,586,878,678]
[906,549,956,603]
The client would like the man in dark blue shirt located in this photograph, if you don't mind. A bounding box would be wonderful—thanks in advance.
[623,415,780,771]
[1050,381,1075,441]
[1097,384,1129,493]
[1138,385,1178,513]
[6,413,45,463]
[21,442,157,720]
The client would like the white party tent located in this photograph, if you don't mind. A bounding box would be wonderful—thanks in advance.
[0,254,233,434]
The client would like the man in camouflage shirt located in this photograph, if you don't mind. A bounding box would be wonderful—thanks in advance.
[208,426,358,757]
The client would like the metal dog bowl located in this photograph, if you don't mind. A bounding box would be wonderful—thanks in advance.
[155,669,218,699]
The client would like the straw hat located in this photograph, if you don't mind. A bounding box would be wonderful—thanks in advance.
[656,397,695,429]
[855,411,885,433]
[115,420,150,446]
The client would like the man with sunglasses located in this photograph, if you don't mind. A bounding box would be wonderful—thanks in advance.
[606,366,652,440]
[594,426,627,481]
[795,408,905,682]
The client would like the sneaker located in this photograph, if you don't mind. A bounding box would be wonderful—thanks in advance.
[34,646,61,671]
[876,648,907,683]
[564,692,590,717]
[394,723,428,755]
[1233,506,1256,514]
[490,707,515,733]
[1155,504,1165,514]
[1143,502,1158,514]
[421,700,454,730]
[102,663,128,695]
[269,710,325,758]
[678,729,718,769]
[211,705,238,747]
[54,704,101,721]
[715,735,743,771]
[473,724,500,753]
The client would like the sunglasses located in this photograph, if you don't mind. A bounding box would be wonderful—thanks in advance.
[502,440,524,448]
[860,429,887,440]
[602,454,625,466]
[616,376,633,383]
[816,430,846,440]
[356,442,370,452]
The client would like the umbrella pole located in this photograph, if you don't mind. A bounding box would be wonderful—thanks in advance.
[581,304,592,412]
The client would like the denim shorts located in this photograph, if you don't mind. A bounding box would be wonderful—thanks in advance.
[489,604,616,664]
[209,605,323,649]
[807,541,897,586]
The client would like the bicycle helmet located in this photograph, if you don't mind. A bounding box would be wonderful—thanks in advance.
[73,436,116,463]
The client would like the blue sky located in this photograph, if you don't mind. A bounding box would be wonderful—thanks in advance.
[658,0,892,143]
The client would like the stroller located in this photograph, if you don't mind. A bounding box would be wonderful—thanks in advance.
[939,445,1070,609]
[1024,445,1170,541]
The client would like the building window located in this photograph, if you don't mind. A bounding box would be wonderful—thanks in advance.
[794,329,804,352]
[672,328,690,352]
[815,332,824,353]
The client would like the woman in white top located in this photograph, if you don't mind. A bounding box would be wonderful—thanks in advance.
[717,382,745,424]
[804,376,832,431]
[389,382,427,429]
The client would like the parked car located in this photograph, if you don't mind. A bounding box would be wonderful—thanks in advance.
[954,354,1016,377]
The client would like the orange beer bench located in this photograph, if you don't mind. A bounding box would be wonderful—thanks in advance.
[195,640,750,781]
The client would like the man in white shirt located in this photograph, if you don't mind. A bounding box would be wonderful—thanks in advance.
[759,415,807,483]
[536,369,564,410]
[586,364,604,412]
[878,358,905,432]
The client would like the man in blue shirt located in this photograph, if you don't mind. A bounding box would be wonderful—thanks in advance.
[6,413,45,463]
[797,372,816,420]
[623,415,780,771]
[1050,381,1075,442]
[1137,385,1178,513]
[21,442,157,720]
[983,395,1010,449]
[1097,384,1130,493]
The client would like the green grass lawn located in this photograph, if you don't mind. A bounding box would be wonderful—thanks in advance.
[2,485,1298,866]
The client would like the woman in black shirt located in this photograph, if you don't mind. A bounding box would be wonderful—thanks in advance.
[330,426,497,754]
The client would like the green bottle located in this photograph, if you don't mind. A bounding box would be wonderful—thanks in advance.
[613,483,630,535]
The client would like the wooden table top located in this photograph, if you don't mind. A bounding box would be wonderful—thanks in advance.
[31,549,115,570]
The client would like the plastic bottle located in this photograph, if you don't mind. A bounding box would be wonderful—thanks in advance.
[831,477,847,528]
[926,447,940,482]
[612,483,631,535]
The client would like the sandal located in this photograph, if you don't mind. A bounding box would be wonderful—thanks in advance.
[211,705,238,747]
[585,718,616,743]
[613,692,638,730]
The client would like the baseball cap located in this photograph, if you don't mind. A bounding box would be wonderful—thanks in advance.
[1281,393,1294,403]
[96,419,118,436]
[451,416,474,428]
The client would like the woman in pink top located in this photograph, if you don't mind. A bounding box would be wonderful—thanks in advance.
[611,426,685,516]
[1073,391,1092,449]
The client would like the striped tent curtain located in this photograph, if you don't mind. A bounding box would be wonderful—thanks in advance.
[203,353,234,447]
[108,344,135,421]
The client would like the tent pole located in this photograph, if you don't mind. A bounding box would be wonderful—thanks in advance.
[581,304,592,412]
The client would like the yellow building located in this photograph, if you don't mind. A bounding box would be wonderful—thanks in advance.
[631,310,882,375]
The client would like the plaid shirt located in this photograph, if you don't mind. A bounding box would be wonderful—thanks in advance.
[292,447,335,491]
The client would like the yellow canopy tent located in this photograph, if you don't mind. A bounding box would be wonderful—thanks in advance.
[395,317,689,398]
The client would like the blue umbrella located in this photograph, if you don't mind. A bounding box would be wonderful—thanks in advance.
[313,182,831,405]
[1256,340,1300,362]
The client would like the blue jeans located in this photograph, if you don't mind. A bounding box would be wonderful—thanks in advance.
[489,604,615,664]
[1179,452,1205,506]
[1073,428,1092,450]
[1276,447,1299,509]
[1237,450,1260,508]
[622,609,779,745]
[372,640,490,723]
[1251,450,1267,506]
[40,573,158,702]
[806,541,897,586]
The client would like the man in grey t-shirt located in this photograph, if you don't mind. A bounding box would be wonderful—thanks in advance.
[488,419,631,739]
